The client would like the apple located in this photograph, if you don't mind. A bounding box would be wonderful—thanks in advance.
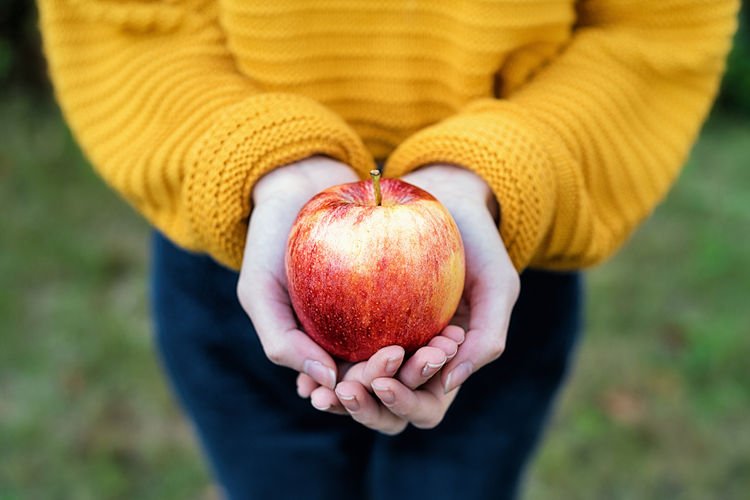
[285,170,465,362]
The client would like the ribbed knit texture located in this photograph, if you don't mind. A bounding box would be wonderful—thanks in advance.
[38,0,737,270]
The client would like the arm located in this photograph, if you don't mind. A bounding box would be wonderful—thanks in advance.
[324,0,738,433]
[386,0,739,271]
[239,156,465,393]
[306,165,518,434]
[38,0,375,269]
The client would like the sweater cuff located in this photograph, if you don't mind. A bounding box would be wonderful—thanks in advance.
[385,100,568,270]
[185,93,375,270]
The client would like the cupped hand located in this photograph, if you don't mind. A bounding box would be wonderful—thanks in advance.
[238,155,465,404]
[237,156,360,389]
[310,164,520,434]
[405,164,520,393]
[297,325,466,426]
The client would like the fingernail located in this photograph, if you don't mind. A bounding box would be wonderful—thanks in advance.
[446,346,458,361]
[311,401,330,411]
[372,382,396,405]
[336,392,360,412]
[422,360,446,378]
[304,359,336,389]
[444,362,473,394]
[385,356,401,375]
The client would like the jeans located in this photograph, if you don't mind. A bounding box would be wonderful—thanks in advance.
[150,231,582,500]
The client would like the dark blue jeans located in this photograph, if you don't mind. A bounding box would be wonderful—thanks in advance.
[150,232,582,500]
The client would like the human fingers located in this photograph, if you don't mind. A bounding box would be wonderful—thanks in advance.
[396,346,448,390]
[371,377,459,430]
[335,346,404,404]
[335,381,408,435]
[309,358,409,420]
[297,372,318,398]
[428,337,458,362]
[310,386,347,415]
[358,346,405,386]
[437,324,466,346]
[303,345,404,400]
[302,345,406,400]
[340,345,404,387]
[390,326,463,390]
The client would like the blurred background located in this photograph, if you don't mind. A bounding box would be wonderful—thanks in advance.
[1,2,749,498]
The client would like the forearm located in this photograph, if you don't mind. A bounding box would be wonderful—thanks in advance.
[39,0,374,269]
[386,0,739,270]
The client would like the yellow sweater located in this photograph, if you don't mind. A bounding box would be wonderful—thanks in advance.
[38,0,737,270]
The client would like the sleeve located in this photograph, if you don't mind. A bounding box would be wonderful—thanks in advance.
[37,0,375,269]
[385,0,739,271]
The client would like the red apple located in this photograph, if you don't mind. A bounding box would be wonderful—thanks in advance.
[285,170,465,362]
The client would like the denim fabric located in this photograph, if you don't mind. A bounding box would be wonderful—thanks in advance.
[150,231,582,500]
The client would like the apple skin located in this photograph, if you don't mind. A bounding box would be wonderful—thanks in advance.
[285,177,465,362]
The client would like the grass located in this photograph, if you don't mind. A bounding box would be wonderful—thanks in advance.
[526,111,750,499]
[0,93,210,499]
[1,92,748,499]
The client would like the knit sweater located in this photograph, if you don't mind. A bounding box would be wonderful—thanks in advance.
[38,0,738,270]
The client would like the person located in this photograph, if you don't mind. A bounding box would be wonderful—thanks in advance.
[38,0,738,498]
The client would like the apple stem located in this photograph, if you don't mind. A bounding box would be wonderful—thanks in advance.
[370,169,382,206]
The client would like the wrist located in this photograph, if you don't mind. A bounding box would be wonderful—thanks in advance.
[253,155,359,205]
[400,164,499,221]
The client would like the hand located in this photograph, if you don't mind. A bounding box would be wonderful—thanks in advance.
[238,155,463,405]
[404,164,519,394]
[297,325,466,429]
[237,156,360,389]
[312,164,519,434]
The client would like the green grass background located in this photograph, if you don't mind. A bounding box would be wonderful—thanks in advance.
[1,89,749,498]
